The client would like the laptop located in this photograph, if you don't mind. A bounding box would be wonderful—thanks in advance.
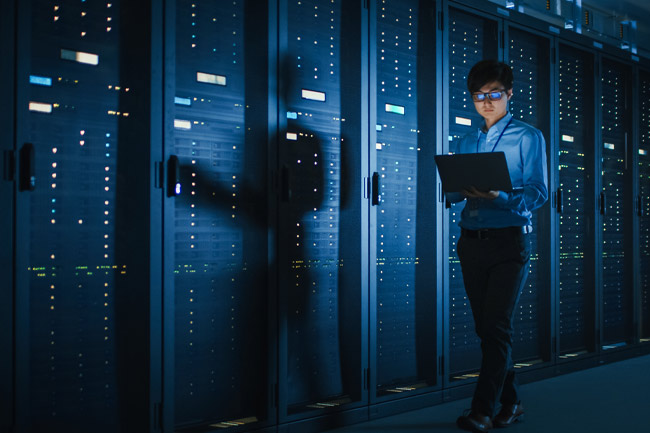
[434,151,518,193]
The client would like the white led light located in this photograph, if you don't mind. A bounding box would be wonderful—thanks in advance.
[385,103,405,115]
[301,89,326,101]
[174,119,192,130]
[455,116,472,126]
[61,49,99,65]
[196,72,226,86]
[29,102,53,113]
[562,135,574,142]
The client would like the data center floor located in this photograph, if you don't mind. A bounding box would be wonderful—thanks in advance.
[325,354,650,433]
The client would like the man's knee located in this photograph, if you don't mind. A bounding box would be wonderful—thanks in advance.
[481,319,513,346]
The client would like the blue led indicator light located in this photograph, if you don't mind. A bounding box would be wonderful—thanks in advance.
[30,75,52,86]
[175,97,192,106]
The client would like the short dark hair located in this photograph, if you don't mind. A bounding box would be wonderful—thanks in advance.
[467,60,513,93]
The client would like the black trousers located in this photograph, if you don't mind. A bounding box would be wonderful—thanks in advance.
[457,227,531,417]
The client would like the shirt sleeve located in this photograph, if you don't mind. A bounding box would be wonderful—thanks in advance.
[492,128,548,212]
[445,191,465,203]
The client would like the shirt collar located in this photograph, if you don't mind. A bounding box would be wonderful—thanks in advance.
[480,112,512,134]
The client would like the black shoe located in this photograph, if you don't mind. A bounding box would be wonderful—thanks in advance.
[493,402,524,427]
[456,410,493,432]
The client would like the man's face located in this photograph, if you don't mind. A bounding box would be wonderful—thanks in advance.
[472,80,512,126]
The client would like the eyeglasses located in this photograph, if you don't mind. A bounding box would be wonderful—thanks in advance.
[471,89,507,102]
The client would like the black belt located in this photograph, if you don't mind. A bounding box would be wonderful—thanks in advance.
[461,225,532,240]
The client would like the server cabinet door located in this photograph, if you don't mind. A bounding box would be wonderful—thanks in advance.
[14,1,155,431]
[446,7,498,381]
[557,44,597,356]
[638,69,650,342]
[600,58,634,349]
[278,0,364,419]
[1,1,16,431]
[166,0,273,430]
[371,0,439,401]
[506,26,552,366]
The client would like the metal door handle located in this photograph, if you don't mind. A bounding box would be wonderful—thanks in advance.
[371,172,380,205]
[167,155,181,197]
[19,143,35,191]
[280,165,291,202]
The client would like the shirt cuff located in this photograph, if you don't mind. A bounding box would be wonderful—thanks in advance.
[492,191,509,205]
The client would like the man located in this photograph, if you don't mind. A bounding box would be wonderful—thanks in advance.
[448,60,548,432]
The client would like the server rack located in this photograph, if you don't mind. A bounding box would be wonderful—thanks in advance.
[504,24,553,367]
[638,67,650,342]
[163,0,275,431]
[276,0,366,424]
[445,6,499,382]
[557,43,597,357]
[369,0,440,404]
[1,1,16,431]
[12,1,159,431]
[599,57,635,350]
[3,1,650,433]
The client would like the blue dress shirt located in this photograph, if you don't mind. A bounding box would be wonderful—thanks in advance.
[447,112,548,230]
